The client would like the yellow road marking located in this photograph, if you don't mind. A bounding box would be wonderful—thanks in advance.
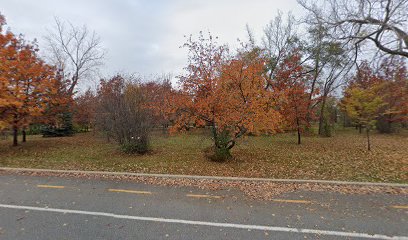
[391,205,408,209]
[270,199,311,204]
[186,194,222,199]
[37,184,65,189]
[108,189,152,195]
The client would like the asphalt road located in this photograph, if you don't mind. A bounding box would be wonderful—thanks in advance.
[0,173,407,240]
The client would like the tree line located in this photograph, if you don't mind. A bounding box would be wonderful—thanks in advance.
[1,0,407,160]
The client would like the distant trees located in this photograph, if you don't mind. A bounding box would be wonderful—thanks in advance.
[0,14,60,145]
[142,75,174,133]
[73,88,96,132]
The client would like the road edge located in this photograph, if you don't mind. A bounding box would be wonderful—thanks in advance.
[1,167,407,187]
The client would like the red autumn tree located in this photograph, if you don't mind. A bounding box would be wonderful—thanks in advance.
[376,57,408,132]
[349,62,383,89]
[142,76,174,132]
[73,88,97,132]
[170,33,282,161]
[273,53,315,144]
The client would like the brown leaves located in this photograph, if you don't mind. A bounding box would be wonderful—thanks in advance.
[2,169,406,202]
[0,130,406,183]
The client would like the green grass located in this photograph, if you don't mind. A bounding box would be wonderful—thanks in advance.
[0,128,407,183]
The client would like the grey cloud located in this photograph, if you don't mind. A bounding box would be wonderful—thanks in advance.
[1,0,301,80]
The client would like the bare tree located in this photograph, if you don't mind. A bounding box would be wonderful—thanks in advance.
[298,0,408,59]
[262,11,302,86]
[45,17,105,96]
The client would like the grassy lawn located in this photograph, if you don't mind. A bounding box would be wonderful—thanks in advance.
[0,128,407,183]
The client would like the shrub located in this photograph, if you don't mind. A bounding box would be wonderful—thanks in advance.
[121,136,150,154]
[96,74,152,154]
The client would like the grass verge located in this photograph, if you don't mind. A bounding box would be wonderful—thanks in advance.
[0,128,407,183]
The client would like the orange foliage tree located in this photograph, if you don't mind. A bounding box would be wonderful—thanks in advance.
[170,33,282,160]
[273,53,315,144]
[0,14,58,145]
[0,14,15,131]
[38,71,73,130]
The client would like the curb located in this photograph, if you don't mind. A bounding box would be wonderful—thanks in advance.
[0,167,407,188]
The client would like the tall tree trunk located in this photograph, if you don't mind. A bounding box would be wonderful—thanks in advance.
[296,117,301,145]
[162,123,169,136]
[387,117,392,133]
[22,128,26,143]
[359,124,362,134]
[211,124,220,149]
[318,96,327,136]
[13,127,18,146]
[334,108,338,123]
[307,56,320,121]
[343,115,346,128]
[366,128,371,151]
[297,127,301,145]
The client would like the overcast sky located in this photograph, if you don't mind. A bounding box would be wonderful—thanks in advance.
[2,0,302,85]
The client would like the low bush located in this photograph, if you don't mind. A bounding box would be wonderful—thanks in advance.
[121,136,150,154]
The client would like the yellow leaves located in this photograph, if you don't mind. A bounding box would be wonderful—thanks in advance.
[345,88,384,125]
[342,68,388,128]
